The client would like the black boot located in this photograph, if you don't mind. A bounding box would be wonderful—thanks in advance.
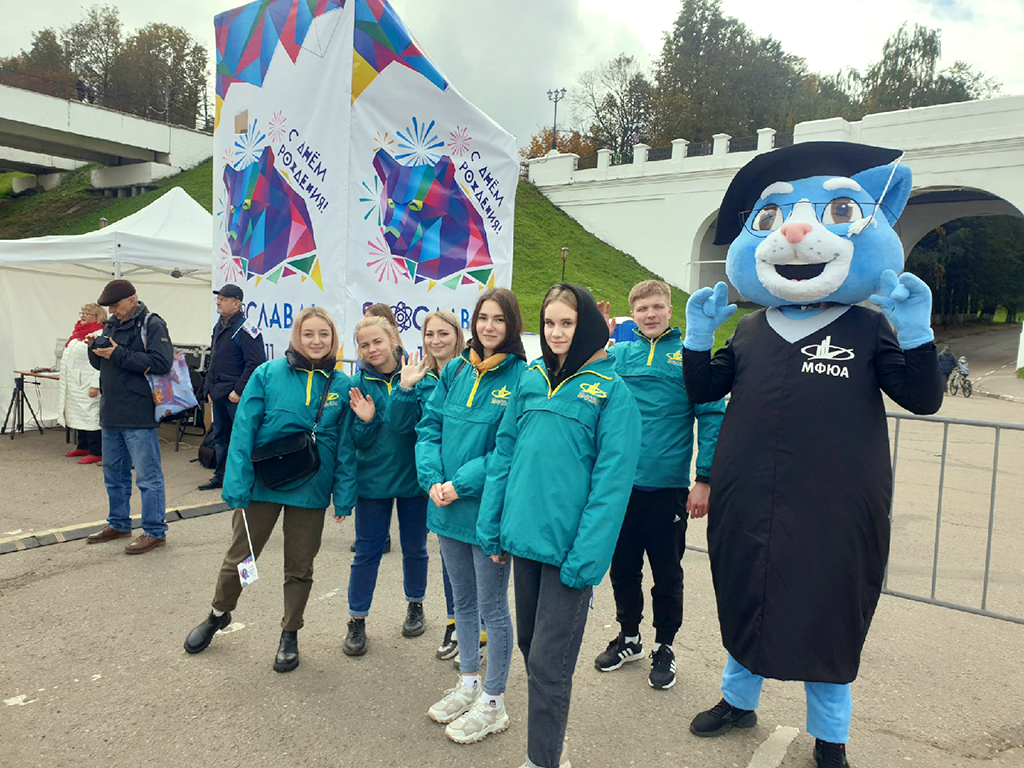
[343,618,367,656]
[814,739,849,767]
[184,611,231,654]
[273,630,299,672]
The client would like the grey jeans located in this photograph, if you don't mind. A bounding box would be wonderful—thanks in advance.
[514,557,590,768]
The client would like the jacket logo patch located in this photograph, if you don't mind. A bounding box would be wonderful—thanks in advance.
[666,350,683,367]
[490,385,512,406]
[578,381,607,404]
[325,392,341,406]
[800,335,853,378]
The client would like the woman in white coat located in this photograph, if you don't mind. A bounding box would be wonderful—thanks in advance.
[58,303,107,464]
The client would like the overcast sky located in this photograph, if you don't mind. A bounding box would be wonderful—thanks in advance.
[3,0,1021,145]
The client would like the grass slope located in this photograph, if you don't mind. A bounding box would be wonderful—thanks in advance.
[0,160,742,345]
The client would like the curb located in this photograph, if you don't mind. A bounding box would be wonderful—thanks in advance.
[973,387,1024,404]
[0,501,230,556]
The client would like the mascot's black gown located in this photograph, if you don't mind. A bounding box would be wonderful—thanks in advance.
[684,305,942,684]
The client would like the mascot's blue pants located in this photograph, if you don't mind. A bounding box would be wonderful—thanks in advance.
[721,653,852,743]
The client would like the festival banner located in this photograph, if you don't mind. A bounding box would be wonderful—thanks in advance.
[213,0,517,361]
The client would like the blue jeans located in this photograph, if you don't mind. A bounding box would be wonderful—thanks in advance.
[721,653,852,743]
[348,496,428,617]
[438,536,513,695]
[440,544,455,620]
[102,427,166,539]
[211,398,237,482]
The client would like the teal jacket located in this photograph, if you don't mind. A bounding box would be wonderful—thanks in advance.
[477,354,641,589]
[350,364,424,500]
[416,352,528,545]
[607,327,725,488]
[223,357,357,513]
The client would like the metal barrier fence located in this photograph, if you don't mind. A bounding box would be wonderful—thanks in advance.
[686,411,1024,625]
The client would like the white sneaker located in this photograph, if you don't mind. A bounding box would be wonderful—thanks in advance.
[445,697,510,744]
[427,678,479,724]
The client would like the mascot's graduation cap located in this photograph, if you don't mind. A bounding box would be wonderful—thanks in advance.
[714,141,904,245]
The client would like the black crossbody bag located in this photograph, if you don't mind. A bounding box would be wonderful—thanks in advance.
[251,372,333,490]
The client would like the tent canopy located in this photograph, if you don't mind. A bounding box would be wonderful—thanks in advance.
[0,187,216,422]
[0,187,212,280]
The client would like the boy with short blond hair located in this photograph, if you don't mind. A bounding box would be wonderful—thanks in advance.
[596,279,725,689]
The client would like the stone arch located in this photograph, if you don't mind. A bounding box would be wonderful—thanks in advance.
[899,186,1024,255]
[690,208,738,299]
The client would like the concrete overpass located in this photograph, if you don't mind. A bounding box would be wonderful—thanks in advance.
[528,95,1024,297]
[0,83,211,191]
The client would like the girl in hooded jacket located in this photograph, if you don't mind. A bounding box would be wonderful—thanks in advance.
[477,284,641,768]
[183,307,357,673]
[417,289,528,744]
[343,315,432,656]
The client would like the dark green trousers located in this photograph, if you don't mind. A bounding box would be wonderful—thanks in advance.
[212,502,326,631]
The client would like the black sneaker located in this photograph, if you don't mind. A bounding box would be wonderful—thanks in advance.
[402,601,425,637]
[814,739,850,767]
[437,622,458,660]
[648,645,676,689]
[689,697,758,737]
[594,634,643,672]
[343,618,367,656]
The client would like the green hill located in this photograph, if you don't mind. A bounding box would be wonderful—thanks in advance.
[0,160,743,345]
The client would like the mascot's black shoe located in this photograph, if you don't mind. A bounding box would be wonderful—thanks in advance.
[814,739,850,767]
[689,697,757,737]
[185,611,232,654]
[273,630,299,672]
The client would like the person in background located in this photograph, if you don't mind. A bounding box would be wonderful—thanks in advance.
[594,281,725,691]
[183,307,358,672]
[85,280,173,555]
[343,316,430,656]
[198,284,266,491]
[937,345,955,391]
[418,290,527,744]
[478,284,641,768]
[419,310,467,662]
[58,303,107,465]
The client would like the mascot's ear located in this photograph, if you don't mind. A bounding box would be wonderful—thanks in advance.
[852,163,912,225]
[373,148,398,182]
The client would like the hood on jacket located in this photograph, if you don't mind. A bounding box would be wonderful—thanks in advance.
[540,284,610,388]
[285,346,337,372]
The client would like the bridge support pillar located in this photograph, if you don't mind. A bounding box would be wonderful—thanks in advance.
[11,173,64,195]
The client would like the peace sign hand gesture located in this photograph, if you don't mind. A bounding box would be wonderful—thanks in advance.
[400,349,429,391]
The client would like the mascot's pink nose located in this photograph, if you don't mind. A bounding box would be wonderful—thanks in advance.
[780,222,813,243]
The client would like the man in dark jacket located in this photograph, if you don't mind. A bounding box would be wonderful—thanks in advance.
[937,345,956,391]
[85,280,174,554]
[198,284,265,491]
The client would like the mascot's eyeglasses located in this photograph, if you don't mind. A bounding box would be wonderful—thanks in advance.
[738,199,893,236]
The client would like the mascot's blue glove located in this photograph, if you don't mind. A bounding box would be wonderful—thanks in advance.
[869,270,934,350]
[684,282,737,352]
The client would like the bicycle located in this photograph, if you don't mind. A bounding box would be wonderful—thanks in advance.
[948,370,973,397]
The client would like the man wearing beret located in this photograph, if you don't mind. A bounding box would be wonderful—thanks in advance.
[197,284,266,491]
[85,280,174,554]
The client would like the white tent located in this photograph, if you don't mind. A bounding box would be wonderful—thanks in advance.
[0,187,214,426]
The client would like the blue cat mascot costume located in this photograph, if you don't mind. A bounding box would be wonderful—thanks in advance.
[682,142,944,768]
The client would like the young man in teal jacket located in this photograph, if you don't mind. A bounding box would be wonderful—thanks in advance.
[595,280,725,690]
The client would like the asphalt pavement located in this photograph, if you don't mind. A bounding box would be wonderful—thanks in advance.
[2,331,1023,768]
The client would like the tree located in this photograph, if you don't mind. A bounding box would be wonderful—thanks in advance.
[520,128,597,161]
[106,23,209,127]
[651,0,804,145]
[860,23,1001,112]
[572,54,653,155]
[60,4,123,97]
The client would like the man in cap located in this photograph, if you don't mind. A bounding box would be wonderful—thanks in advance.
[197,285,266,491]
[85,279,174,554]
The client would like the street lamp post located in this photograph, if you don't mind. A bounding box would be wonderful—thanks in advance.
[547,88,567,151]
[561,246,569,282]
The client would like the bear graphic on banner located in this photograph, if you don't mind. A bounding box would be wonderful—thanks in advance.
[372,148,493,290]
[224,146,322,289]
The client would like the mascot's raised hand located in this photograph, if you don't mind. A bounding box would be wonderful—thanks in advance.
[869,269,934,350]
[684,281,737,351]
